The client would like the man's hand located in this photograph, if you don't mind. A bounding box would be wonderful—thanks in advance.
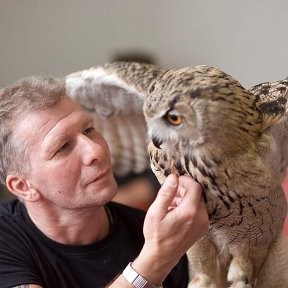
[107,174,208,287]
[133,174,209,285]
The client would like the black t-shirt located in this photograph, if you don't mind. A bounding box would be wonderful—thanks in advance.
[0,200,188,287]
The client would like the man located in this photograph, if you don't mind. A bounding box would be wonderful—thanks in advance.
[0,76,208,287]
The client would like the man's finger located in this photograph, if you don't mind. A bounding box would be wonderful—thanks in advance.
[177,176,202,212]
[151,174,179,215]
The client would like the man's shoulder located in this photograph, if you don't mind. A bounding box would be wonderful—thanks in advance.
[0,199,22,218]
[0,199,26,232]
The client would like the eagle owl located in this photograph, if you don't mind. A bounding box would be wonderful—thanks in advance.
[66,62,288,288]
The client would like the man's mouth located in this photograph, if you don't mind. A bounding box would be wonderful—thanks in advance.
[87,169,110,185]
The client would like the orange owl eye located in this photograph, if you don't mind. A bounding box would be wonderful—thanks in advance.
[165,111,183,126]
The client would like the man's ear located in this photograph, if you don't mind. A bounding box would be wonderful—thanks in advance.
[6,174,41,202]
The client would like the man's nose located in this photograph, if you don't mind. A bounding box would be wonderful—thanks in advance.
[79,135,105,166]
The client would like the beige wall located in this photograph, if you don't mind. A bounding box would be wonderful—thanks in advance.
[0,0,288,200]
[0,0,287,89]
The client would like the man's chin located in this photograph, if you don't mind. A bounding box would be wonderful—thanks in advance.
[85,182,118,204]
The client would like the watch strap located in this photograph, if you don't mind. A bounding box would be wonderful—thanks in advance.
[122,262,163,288]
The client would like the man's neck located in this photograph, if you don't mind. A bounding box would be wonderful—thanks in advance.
[25,201,110,245]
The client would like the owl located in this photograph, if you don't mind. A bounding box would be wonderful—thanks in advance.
[65,62,288,288]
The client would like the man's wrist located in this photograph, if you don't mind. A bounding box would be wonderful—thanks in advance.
[132,243,177,285]
[122,262,163,288]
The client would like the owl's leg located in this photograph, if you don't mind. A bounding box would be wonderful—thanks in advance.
[187,236,226,288]
[227,245,253,288]
[188,273,218,288]
[227,257,253,288]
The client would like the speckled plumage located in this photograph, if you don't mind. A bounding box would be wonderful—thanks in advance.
[66,62,288,288]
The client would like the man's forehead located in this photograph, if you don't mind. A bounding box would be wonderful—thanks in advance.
[13,97,88,144]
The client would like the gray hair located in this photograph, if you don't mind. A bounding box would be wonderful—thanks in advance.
[0,76,66,185]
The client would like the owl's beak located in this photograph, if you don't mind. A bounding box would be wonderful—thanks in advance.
[152,136,163,149]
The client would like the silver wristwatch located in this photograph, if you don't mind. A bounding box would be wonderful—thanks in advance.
[122,262,163,288]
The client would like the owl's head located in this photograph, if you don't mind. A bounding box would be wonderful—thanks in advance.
[143,65,260,155]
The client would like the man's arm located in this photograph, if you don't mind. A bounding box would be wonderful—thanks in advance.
[108,174,208,287]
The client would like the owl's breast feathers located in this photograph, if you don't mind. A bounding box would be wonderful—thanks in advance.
[148,141,286,245]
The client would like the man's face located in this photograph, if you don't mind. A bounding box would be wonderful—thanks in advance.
[14,96,117,209]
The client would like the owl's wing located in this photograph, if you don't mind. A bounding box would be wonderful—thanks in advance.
[65,61,166,177]
[249,80,288,176]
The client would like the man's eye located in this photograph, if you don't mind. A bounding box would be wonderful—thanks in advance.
[85,127,95,134]
[57,143,70,153]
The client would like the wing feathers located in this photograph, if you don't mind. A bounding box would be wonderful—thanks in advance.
[66,66,144,117]
[250,80,288,177]
[65,62,159,177]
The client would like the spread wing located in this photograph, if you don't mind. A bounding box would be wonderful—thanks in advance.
[249,80,288,177]
[65,61,165,177]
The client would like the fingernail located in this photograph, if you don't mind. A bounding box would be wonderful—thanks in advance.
[166,174,177,187]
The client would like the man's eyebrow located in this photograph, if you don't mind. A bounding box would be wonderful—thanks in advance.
[43,135,67,153]
[83,114,95,126]
[47,135,67,145]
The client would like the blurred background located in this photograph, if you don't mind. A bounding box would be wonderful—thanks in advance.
[0,0,288,220]
[1,0,288,88]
